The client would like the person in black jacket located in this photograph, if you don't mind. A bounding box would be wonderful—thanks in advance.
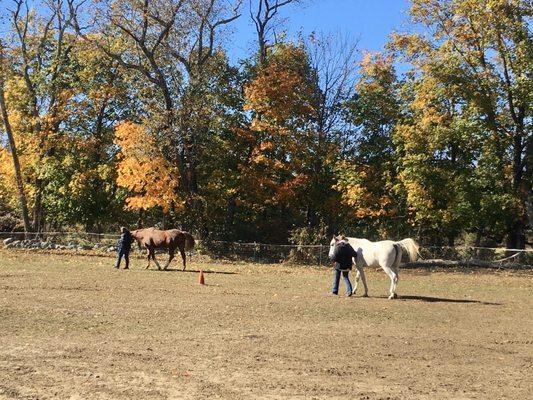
[115,227,133,269]
[329,236,358,296]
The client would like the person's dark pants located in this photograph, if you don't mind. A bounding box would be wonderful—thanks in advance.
[332,269,352,295]
[115,250,129,269]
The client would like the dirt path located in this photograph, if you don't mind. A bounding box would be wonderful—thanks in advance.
[0,251,532,399]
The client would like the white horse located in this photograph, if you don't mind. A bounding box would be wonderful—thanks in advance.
[328,236,419,299]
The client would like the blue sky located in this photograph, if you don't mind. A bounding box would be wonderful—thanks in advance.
[227,0,412,61]
[0,0,413,62]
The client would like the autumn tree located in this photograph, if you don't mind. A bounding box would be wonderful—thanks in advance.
[238,42,318,241]
[336,52,404,238]
[114,121,181,213]
[391,0,532,247]
[249,0,302,65]
[0,39,31,233]
[2,0,81,232]
[42,38,135,231]
[69,0,241,231]
[303,32,358,232]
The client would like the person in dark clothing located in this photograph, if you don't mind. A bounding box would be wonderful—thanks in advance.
[115,227,133,269]
[329,236,358,296]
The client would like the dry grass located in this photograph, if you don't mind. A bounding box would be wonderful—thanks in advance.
[0,250,532,399]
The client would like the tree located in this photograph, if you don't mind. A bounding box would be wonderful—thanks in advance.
[249,0,302,65]
[0,40,31,233]
[7,0,79,231]
[69,0,241,231]
[304,32,358,231]
[114,121,181,213]
[238,42,317,241]
[337,53,404,238]
[391,0,532,247]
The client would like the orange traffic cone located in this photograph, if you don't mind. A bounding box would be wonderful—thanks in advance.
[199,270,205,285]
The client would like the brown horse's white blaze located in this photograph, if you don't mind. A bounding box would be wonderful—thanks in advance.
[131,228,195,271]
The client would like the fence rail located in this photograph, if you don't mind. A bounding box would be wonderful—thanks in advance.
[0,231,532,268]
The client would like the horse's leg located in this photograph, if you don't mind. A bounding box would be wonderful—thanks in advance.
[152,250,162,270]
[383,266,398,299]
[179,246,186,271]
[145,247,151,269]
[391,266,399,299]
[357,266,369,297]
[163,249,174,270]
[352,269,361,295]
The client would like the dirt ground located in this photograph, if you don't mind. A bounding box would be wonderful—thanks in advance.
[0,250,531,400]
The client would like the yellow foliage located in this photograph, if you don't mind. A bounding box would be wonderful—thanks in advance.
[335,163,396,219]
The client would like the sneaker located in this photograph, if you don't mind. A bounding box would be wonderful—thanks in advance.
[345,293,352,298]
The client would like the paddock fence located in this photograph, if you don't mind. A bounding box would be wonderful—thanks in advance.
[0,231,532,269]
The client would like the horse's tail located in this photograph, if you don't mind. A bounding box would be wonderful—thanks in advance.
[395,238,419,262]
[184,232,195,251]
[393,243,402,268]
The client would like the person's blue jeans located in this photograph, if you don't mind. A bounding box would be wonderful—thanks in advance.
[115,250,129,269]
[332,269,352,295]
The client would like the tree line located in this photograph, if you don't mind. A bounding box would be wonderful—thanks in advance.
[0,0,531,248]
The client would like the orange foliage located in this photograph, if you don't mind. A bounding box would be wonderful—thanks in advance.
[244,45,315,125]
[239,44,316,207]
[114,121,182,212]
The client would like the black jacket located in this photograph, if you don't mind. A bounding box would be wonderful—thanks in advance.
[117,230,133,253]
[329,241,358,270]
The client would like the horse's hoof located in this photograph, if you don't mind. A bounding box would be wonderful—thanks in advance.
[362,294,369,298]
[388,293,398,300]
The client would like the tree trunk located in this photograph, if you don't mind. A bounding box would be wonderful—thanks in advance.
[506,128,528,249]
[0,67,32,235]
[224,195,237,239]
[32,178,43,233]
[506,219,526,250]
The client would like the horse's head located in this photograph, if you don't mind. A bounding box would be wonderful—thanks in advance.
[130,230,143,249]
[328,234,349,257]
[328,235,341,258]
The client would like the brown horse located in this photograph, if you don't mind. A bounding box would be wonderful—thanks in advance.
[131,228,195,271]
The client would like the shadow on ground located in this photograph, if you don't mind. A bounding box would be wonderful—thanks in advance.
[397,295,501,305]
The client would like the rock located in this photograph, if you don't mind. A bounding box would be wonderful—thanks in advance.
[3,237,14,246]
[6,240,21,248]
